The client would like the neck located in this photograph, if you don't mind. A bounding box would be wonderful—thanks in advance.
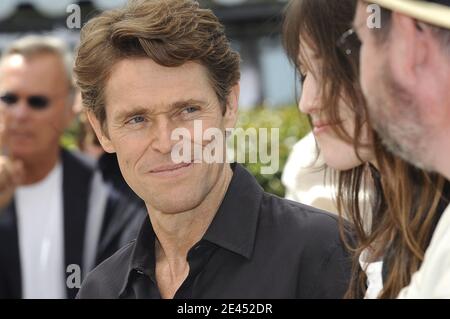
[149,165,233,264]
[427,63,450,179]
[20,148,60,185]
[434,131,450,181]
[426,93,450,180]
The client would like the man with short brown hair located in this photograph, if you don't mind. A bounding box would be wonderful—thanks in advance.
[75,0,352,299]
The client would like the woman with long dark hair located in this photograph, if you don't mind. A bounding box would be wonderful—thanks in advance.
[283,0,448,298]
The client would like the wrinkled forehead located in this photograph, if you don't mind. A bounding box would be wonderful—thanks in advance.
[105,59,217,108]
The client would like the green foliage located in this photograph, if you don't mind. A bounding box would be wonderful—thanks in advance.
[234,106,311,197]
[60,117,82,150]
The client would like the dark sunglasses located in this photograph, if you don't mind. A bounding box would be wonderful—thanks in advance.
[337,28,362,57]
[0,92,50,110]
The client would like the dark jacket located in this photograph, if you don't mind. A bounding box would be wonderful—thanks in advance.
[0,150,146,299]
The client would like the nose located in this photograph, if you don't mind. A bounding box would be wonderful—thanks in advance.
[298,76,319,115]
[150,117,177,155]
[8,99,31,121]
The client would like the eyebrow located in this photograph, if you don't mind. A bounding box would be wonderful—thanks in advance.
[171,99,207,110]
[113,106,149,124]
[112,98,208,123]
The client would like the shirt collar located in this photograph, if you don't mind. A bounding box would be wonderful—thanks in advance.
[202,163,263,259]
[118,216,155,297]
[120,163,264,295]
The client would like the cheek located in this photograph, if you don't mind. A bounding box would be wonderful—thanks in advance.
[359,39,383,96]
[115,137,142,161]
[114,146,140,187]
[359,47,372,94]
[111,133,145,168]
[30,114,60,140]
[192,114,226,145]
[3,111,13,128]
[41,109,67,131]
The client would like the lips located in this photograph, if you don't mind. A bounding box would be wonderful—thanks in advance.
[149,162,192,173]
[312,117,344,128]
[8,130,34,139]
[312,122,331,129]
[311,120,334,132]
[311,120,336,135]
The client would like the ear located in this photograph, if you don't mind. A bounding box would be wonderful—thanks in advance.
[86,110,115,153]
[72,91,83,114]
[388,12,427,89]
[223,83,240,129]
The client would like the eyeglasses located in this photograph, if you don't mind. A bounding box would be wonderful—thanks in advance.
[337,28,362,57]
[0,92,50,110]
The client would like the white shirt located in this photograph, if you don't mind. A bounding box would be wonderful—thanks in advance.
[16,163,65,299]
[398,204,450,298]
[281,132,372,222]
[83,170,108,273]
[359,249,384,299]
[282,133,339,214]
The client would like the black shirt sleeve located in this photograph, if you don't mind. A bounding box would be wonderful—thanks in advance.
[302,242,352,299]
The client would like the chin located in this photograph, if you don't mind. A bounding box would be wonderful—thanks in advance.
[146,193,204,214]
[9,148,34,160]
[333,163,361,171]
[322,153,361,172]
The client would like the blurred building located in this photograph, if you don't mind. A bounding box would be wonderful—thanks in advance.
[0,0,297,109]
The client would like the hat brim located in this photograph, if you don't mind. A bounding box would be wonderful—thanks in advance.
[369,0,450,29]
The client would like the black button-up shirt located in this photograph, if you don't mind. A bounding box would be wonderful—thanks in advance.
[78,164,351,299]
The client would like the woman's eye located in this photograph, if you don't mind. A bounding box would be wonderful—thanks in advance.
[127,116,145,125]
[300,72,307,84]
[298,66,307,84]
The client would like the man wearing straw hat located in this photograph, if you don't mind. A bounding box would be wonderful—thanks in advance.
[351,0,450,297]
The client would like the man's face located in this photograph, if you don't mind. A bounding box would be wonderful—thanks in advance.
[0,53,73,161]
[90,58,238,214]
[355,2,434,169]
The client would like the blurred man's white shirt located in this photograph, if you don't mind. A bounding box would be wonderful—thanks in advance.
[83,170,108,273]
[16,162,65,299]
[398,205,450,299]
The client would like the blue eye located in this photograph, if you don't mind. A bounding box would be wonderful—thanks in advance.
[182,106,198,114]
[127,116,145,125]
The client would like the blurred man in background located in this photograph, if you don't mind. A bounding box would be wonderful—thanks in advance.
[0,35,145,299]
